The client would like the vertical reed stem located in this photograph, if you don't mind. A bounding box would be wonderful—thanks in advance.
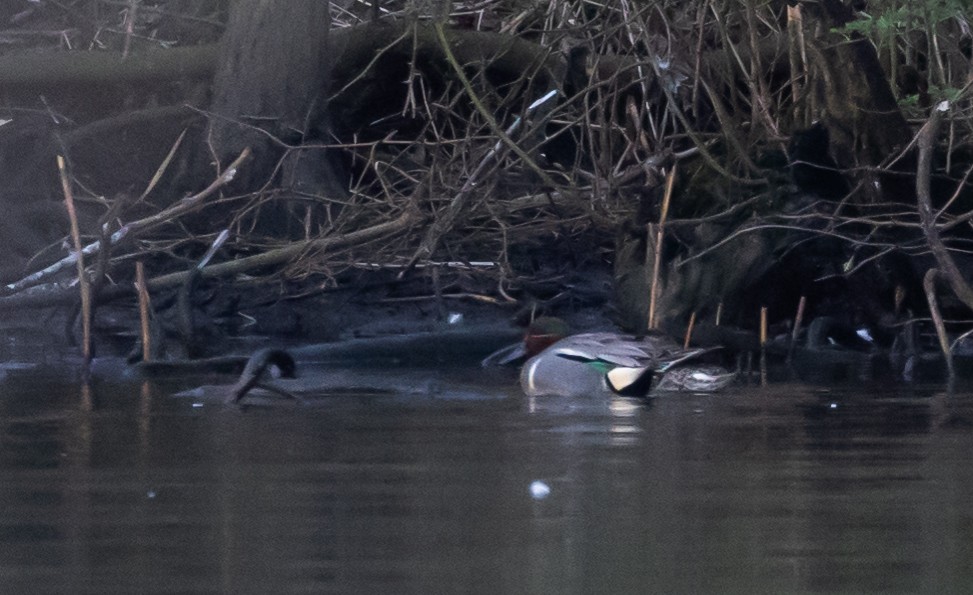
[759,306,768,347]
[791,296,806,341]
[58,155,92,364]
[787,295,806,362]
[683,311,696,349]
[786,5,805,117]
[648,166,676,330]
[759,307,768,386]
[135,261,152,362]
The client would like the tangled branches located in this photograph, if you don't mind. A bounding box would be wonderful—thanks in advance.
[3,0,973,351]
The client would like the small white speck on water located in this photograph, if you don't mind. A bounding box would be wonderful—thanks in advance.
[529,481,551,500]
[192,402,204,408]
[147,491,157,499]
[829,403,838,409]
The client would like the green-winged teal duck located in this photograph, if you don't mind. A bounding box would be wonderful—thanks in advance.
[489,317,734,397]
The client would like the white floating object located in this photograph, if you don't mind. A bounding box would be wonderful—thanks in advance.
[192,402,204,408]
[529,480,551,500]
[448,312,463,325]
[147,490,157,499]
[829,403,838,409]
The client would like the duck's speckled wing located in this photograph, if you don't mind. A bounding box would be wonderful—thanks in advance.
[549,332,701,369]
[654,365,736,392]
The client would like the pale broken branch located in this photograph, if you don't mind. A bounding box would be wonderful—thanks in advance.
[916,101,973,312]
[2,148,251,297]
[0,209,418,312]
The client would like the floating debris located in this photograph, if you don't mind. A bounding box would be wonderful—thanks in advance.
[529,480,551,500]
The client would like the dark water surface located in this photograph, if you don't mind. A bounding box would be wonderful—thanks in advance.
[1,356,973,594]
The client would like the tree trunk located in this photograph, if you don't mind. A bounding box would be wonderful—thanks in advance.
[800,0,911,168]
[208,0,331,182]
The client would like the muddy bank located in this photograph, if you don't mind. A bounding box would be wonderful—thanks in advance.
[0,259,617,364]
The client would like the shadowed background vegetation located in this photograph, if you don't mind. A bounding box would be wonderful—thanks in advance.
[1,0,972,362]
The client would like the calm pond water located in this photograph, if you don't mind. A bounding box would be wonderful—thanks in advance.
[1,352,973,594]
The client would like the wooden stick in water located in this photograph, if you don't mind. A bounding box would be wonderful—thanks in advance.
[58,155,92,364]
[135,261,152,362]
[787,296,806,362]
[759,307,769,386]
[791,296,806,342]
[683,311,696,349]
[759,306,768,347]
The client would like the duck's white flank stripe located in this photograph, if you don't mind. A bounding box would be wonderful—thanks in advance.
[554,347,589,360]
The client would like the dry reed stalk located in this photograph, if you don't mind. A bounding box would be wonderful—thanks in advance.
[683,311,696,349]
[648,165,676,330]
[759,306,767,347]
[787,295,806,361]
[786,4,806,124]
[57,155,92,364]
[715,302,723,326]
[135,261,152,362]
[121,0,137,59]
[138,128,186,202]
